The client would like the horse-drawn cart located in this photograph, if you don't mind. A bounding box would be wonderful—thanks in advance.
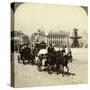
[36,49,52,74]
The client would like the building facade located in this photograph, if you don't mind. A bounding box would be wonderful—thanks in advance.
[47,31,69,47]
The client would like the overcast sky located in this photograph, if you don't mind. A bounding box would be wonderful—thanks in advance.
[14,3,88,36]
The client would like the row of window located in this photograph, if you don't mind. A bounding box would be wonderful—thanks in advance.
[48,34,68,38]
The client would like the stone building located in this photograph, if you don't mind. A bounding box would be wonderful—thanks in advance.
[47,31,69,47]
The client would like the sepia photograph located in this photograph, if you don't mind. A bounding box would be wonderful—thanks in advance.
[11,2,88,87]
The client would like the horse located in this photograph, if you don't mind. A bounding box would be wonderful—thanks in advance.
[56,53,71,76]
[47,54,55,74]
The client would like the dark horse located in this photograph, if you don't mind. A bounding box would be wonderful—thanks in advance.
[47,49,72,76]
[47,53,56,74]
[56,53,72,76]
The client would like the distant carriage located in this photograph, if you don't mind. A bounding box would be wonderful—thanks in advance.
[18,43,31,64]
[18,41,47,64]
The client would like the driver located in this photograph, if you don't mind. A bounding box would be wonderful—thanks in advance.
[48,43,54,56]
[48,43,55,64]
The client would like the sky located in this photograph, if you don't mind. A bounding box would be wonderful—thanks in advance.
[14,3,88,36]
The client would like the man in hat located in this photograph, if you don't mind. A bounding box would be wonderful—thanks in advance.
[24,43,31,64]
[47,43,55,66]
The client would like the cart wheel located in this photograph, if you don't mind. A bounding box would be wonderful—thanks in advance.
[37,60,42,71]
